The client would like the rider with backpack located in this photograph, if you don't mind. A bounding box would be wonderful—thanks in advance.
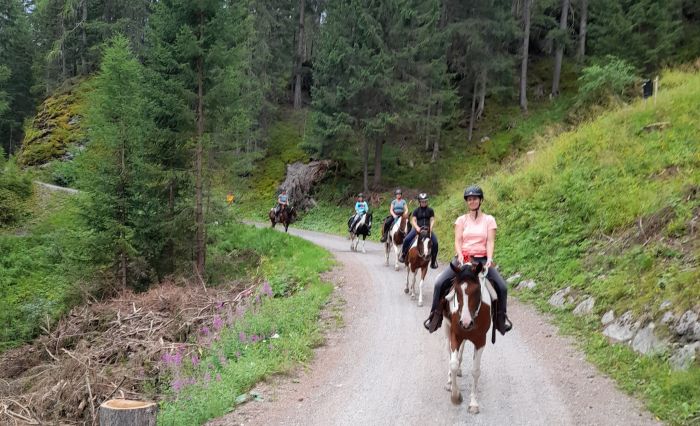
[348,193,370,234]
[380,188,407,243]
[423,185,512,335]
[398,193,439,269]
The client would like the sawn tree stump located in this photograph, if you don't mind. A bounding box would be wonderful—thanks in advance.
[99,399,157,426]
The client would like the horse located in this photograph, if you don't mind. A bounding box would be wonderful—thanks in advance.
[442,260,498,414]
[384,213,409,270]
[404,226,432,306]
[269,205,296,232]
[350,212,372,253]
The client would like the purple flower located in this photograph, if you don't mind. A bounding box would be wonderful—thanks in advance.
[261,282,273,297]
[191,355,200,367]
[213,315,224,331]
[204,372,211,382]
[216,373,222,381]
[251,335,259,343]
[172,352,183,366]
[215,301,224,310]
[201,326,210,336]
[171,378,184,393]
[219,354,227,365]
[161,353,172,364]
[238,331,246,342]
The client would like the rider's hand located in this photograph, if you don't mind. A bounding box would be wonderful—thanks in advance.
[457,254,464,266]
[485,258,493,269]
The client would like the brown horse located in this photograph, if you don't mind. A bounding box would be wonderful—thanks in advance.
[269,206,296,232]
[442,260,497,413]
[404,227,432,306]
[384,213,409,270]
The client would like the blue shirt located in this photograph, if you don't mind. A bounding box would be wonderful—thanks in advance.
[391,199,406,215]
[355,201,368,215]
[278,195,288,204]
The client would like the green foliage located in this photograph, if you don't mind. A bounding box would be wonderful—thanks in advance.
[158,222,334,425]
[575,56,639,109]
[0,158,32,226]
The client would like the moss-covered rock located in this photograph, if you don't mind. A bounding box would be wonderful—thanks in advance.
[17,79,90,167]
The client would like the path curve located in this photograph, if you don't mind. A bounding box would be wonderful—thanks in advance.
[209,226,660,426]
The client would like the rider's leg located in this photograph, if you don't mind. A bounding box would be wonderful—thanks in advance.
[399,228,416,263]
[348,215,356,231]
[380,216,392,242]
[430,232,439,269]
[487,267,512,334]
[424,267,456,332]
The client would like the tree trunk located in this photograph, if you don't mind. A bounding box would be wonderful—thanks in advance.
[99,399,157,426]
[476,71,486,121]
[293,0,305,109]
[60,17,66,79]
[373,138,382,188]
[551,0,570,97]
[119,132,127,288]
[431,101,442,163]
[424,89,432,151]
[468,77,478,142]
[81,0,87,74]
[520,0,532,112]
[362,134,369,195]
[194,36,206,278]
[577,0,588,62]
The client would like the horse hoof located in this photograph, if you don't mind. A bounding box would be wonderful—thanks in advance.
[417,300,423,307]
[451,393,463,405]
[394,265,399,271]
[456,369,462,377]
[404,288,409,294]
[468,404,479,414]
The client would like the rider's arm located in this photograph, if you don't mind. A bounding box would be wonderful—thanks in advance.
[455,218,464,263]
[429,215,435,233]
[486,228,496,265]
[411,215,419,232]
[390,202,396,218]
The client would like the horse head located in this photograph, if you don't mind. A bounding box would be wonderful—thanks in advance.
[417,226,432,259]
[446,261,484,331]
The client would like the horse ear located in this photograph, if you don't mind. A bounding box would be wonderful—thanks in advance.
[471,262,483,275]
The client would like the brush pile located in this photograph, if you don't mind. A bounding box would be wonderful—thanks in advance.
[0,280,256,425]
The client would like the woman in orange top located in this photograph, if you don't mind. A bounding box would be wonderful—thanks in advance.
[423,186,512,334]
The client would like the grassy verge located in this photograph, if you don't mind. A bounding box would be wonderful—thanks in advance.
[434,69,700,424]
[0,184,91,351]
[157,221,335,425]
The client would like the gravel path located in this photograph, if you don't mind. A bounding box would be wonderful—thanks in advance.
[208,227,661,426]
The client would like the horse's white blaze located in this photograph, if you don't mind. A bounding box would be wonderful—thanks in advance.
[459,284,473,326]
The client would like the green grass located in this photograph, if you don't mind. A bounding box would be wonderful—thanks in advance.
[432,68,700,424]
[158,221,335,425]
[0,184,93,351]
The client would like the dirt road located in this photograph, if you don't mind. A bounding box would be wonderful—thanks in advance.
[209,227,660,426]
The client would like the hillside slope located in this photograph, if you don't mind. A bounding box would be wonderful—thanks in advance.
[434,68,699,423]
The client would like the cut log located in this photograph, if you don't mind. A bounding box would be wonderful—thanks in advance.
[278,160,334,212]
[99,399,157,426]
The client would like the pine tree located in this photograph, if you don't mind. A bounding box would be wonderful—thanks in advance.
[77,35,155,288]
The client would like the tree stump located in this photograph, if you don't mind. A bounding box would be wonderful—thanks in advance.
[99,399,157,426]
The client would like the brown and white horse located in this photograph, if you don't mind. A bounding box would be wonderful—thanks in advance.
[404,227,432,306]
[385,213,409,270]
[442,261,496,413]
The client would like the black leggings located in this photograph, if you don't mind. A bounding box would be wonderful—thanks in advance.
[430,257,508,315]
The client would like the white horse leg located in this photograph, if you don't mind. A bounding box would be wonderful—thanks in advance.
[393,245,400,271]
[410,271,417,299]
[449,348,462,404]
[468,346,484,414]
[385,243,390,266]
[444,324,453,389]
[455,340,466,377]
[361,238,366,254]
[417,270,425,307]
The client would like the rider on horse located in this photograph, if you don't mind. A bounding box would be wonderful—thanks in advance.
[380,188,407,243]
[398,193,439,269]
[423,185,512,335]
[348,193,370,234]
[274,189,289,219]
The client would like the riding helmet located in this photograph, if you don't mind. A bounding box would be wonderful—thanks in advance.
[395,188,402,195]
[357,192,364,198]
[463,186,484,200]
[417,193,429,201]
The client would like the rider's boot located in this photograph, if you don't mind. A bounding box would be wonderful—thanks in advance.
[496,311,513,335]
[430,257,438,269]
[423,306,443,333]
[398,250,406,263]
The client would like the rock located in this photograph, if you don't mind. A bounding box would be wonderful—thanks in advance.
[573,297,595,316]
[603,311,639,343]
[480,136,490,143]
[659,300,672,311]
[548,287,572,308]
[631,323,666,355]
[601,310,615,325]
[660,311,675,325]
[669,342,700,371]
[675,310,700,341]
[516,279,536,290]
[506,273,522,285]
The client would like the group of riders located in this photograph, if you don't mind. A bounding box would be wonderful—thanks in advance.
[274,185,513,336]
